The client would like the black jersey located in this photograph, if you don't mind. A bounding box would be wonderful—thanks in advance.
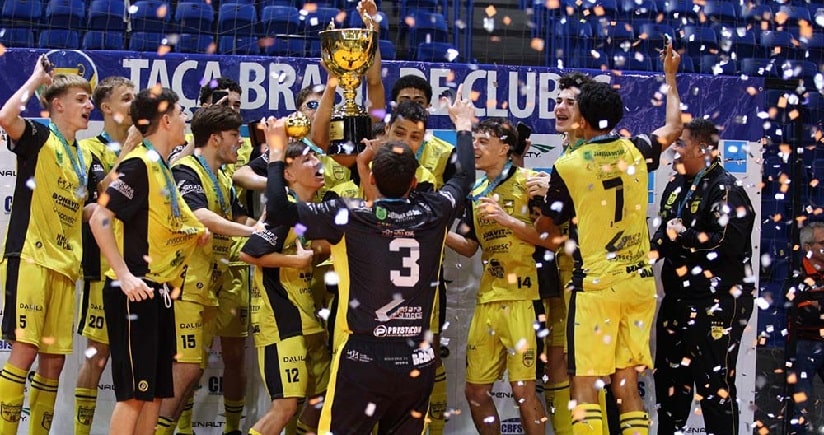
[264,132,474,343]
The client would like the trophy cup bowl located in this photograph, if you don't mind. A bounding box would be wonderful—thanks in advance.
[319,28,378,167]
[285,111,311,140]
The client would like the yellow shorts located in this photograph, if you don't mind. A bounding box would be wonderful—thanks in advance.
[78,279,109,345]
[257,332,331,400]
[174,300,217,367]
[1,258,75,354]
[466,300,540,384]
[567,278,656,376]
[546,296,567,349]
[215,264,250,338]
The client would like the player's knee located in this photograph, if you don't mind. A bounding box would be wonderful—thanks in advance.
[174,362,205,386]
[465,383,492,406]
[269,398,299,423]
[510,382,538,404]
[35,352,66,378]
[8,342,39,369]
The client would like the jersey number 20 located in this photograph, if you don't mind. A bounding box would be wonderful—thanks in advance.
[389,238,420,287]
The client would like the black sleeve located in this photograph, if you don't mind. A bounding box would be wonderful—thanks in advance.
[439,131,475,220]
[414,181,434,193]
[241,225,289,258]
[9,119,50,158]
[231,189,248,220]
[86,153,106,204]
[541,170,573,225]
[172,165,209,211]
[457,201,479,242]
[249,154,269,177]
[442,148,457,184]
[631,134,663,172]
[322,190,341,201]
[105,158,148,223]
[265,161,299,227]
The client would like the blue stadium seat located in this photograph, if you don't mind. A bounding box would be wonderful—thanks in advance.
[777,5,811,26]
[703,1,738,26]
[82,30,125,50]
[637,22,674,56]
[306,37,321,57]
[741,4,774,29]
[583,0,620,22]
[129,1,171,33]
[0,28,35,47]
[611,50,653,71]
[572,49,610,70]
[1,0,43,27]
[262,35,305,56]
[777,59,818,82]
[400,0,441,21]
[38,29,79,49]
[379,39,396,60]
[408,10,448,44]
[664,0,699,25]
[259,6,301,36]
[594,21,635,53]
[260,0,299,7]
[618,0,657,19]
[44,0,85,29]
[415,41,460,62]
[129,31,167,51]
[301,7,341,35]
[804,90,824,116]
[88,0,127,31]
[677,52,695,72]
[760,30,801,59]
[740,57,777,77]
[679,26,718,59]
[349,10,389,40]
[218,35,259,55]
[218,3,257,37]
[699,54,736,75]
[721,27,758,59]
[802,32,824,64]
[177,33,215,53]
[552,19,593,66]
[175,2,214,34]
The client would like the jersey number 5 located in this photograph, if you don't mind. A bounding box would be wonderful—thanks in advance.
[389,238,420,287]
[602,177,624,223]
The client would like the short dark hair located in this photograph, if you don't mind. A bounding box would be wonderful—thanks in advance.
[577,82,623,132]
[371,121,387,138]
[296,85,324,108]
[388,100,429,129]
[285,140,310,162]
[684,118,720,148]
[372,141,419,198]
[558,72,594,91]
[190,104,243,148]
[390,75,432,104]
[131,87,179,135]
[474,118,519,155]
[92,76,134,108]
[198,77,242,105]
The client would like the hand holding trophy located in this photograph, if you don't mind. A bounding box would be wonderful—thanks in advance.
[319,8,379,167]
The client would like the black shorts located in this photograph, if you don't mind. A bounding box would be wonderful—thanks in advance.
[103,278,176,402]
[321,336,436,435]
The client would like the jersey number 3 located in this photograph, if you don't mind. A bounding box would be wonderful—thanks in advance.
[389,238,420,287]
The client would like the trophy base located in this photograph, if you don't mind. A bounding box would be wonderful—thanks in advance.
[328,114,372,167]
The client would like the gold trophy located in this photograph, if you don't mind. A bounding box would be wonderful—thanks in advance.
[285,111,312,140]
[319,17,378,165]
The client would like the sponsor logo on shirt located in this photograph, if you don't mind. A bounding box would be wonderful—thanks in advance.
[372,325,422,338]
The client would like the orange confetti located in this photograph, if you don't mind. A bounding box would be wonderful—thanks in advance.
[485,5,497,17]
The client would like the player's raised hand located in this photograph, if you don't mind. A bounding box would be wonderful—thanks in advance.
[264,116,288,162]
[660,38,680,75]
[447,84,475,131]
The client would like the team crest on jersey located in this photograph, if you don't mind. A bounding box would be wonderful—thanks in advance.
[690,200,700,214]
[503,199,514,215]
[41,411,53,430]
[582,151,593,161]
[0,403,21,422]
[664,191,679,209]
[376,206,387,220]
[711,325,725,340]
[487,259,505,278]
[522,349,535,367]
[76,406,94,425]
[138,380,149,392]
[55,149,64,165]
[333,165,346,180]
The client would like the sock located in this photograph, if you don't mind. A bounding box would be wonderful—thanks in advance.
[285,414,298,434]
[546,381,572,435]
[74,386,98,435]
[296,419,315,434]
[427,361,447,435]
[29,374,59,435]
[176,396,194,435]
[249,429,263,435]
[598,388,609,435]
[223,398,245,433]
[572,403,603,435]
[0,364,27,435]
[619,411,650,435]
[155,416,177,435]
